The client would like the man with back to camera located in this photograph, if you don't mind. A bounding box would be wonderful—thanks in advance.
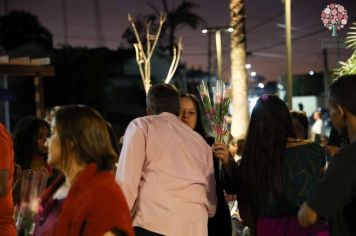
[116,83,217,236]
[298,75,356,236]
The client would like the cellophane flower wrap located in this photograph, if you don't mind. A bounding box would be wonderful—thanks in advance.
[197,80,231,143]
[16,169,48,236]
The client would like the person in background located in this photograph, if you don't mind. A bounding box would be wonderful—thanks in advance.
[311,111,325,144]
[45,106,61,124]
[116,84,216,236]
[180,93,232,236]
[214,95,328,236]
[298,103,304,112]
[0,123,16,236]
[12,116,51,173]
[228,139,245,163]
[227,138,245,236]
[33,105,134,236]
[290,110,309,140]
[11,116,59,206]
[298,75,356,236]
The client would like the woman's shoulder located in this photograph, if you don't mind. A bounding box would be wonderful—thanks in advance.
[85,171,125,198]
[286,139,324,152]
[285,139,325,163]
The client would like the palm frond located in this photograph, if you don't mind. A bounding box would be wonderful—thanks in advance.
[333,22,356,78]
[145,1,161,15]
[345,22,356,49]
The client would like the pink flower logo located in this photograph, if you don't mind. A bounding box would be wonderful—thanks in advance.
[321,3,348,36]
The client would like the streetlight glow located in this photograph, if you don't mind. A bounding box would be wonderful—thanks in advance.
[309,70,314,76]
[258,83,265,88]
[201,26,234,81]
[245,64,251,69]
[250,71,257,77]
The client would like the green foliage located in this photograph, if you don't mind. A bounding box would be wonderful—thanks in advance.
[159,0,206,52]
[0,10,53,51]
[44,47,109,114]
[333,22,356,78]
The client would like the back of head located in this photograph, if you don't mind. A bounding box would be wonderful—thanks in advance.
[329,75,356,116]
[146,83,180,116]
[54,105,117,171]
[245,95,294,147]
[290,110,309,139]
[241,95,294,212]
[12,116,50,170]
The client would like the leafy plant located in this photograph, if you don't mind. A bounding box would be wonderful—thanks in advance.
[333,22,356,78]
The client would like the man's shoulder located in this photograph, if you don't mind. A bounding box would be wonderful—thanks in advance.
[126,114,176,133]
[336,141,356,161]
[127,116,151,128]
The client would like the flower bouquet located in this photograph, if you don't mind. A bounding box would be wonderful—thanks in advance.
[197,80,231,143]
[16,169,48,236]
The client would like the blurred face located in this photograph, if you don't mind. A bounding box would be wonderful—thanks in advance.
[35,126,50,155]
[46,119,62,168]
[179,97,197,130]
[228,142,237,157]
[313,112,321,120]
[329,102,348,138]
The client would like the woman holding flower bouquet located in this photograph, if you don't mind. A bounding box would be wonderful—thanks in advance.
[32,105,134,236]
[215,95,329,236]
[180,94,232,236]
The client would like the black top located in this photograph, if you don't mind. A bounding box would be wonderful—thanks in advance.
[328,126,349,148]
[223,142,326,231]
[224,143,325,215]
[307,141,356,236]
[206,137,232,236]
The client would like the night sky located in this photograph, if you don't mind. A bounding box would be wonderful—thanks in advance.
[1,0,355,81]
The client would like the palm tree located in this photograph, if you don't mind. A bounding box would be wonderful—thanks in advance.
[147,0,206,54]
[121,14,159,48]
[230,0,249,139]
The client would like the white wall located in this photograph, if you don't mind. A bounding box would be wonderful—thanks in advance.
[292,96,318,117]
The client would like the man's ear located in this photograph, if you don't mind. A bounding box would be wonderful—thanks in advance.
[336,104,345,118]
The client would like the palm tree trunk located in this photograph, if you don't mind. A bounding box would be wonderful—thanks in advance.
[230,0,249,139]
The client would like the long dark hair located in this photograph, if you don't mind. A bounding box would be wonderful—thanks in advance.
[12,116,50,170]
[180,93,207,138]
[240,95,295,214]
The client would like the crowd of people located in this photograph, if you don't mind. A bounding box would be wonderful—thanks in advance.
[0,75,355,236]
